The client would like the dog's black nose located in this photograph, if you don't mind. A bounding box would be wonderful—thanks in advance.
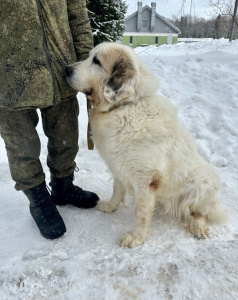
[65,66,73,77]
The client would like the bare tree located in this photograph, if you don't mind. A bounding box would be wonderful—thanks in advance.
[179,0,195,16]
[209,0,238,41]
[173,0,237,40]
[230,0,238,40]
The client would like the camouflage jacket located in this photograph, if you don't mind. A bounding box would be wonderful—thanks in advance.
[0,0,93,109]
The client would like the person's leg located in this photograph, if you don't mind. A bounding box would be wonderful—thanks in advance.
[0,108,66,239]
[0,108,44,190]
[41,96,79,178]
[41,96,99,208]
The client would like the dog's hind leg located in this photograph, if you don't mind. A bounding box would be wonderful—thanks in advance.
[185,190,227,239]
[186,213,209,239]
[97,177,125,213]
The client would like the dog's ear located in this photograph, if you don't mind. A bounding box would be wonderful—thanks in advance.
[104,56,136,103]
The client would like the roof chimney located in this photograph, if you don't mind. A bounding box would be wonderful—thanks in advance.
[150,2,156,31]
[137,2,142,31]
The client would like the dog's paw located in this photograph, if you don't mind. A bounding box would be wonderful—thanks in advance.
[186,216,209,239]
[120,232,145,248]
[97,200,117,213]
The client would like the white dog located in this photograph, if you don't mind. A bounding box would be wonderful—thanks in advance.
[66,42,227,248]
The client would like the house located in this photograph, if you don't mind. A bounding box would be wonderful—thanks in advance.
[121,2,181,48]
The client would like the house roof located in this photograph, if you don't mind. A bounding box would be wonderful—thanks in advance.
[126,5,181,34]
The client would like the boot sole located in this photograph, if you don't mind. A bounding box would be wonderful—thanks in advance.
[39,229,66,240]
[52,199,98,209]
[54,202,97,209]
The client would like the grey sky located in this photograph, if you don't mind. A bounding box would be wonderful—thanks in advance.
[125,0,215,19]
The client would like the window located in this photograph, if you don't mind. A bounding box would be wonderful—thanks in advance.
[129,36,133,45]
[155,36,159,45]
[142,20,148,27]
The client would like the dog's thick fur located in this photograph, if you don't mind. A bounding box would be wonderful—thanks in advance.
[66,43,227,248]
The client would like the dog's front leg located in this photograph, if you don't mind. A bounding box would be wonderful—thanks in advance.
[120,189,156,248]
[97,178,125,213]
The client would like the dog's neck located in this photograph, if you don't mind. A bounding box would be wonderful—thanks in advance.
[101,101,132,113]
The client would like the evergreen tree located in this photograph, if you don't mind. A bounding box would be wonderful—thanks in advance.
[180,16,184,37]
[180,16,188,37]
[87,0,128,46]
[215,14,221,39]
[184,16,188,37]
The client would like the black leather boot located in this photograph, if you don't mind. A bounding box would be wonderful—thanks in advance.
[50,172,99,209]
[23,181,66,239]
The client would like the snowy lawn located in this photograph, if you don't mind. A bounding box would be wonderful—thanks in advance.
[0,39,238,299]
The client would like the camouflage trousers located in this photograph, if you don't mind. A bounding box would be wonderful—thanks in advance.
[0,96,79,190]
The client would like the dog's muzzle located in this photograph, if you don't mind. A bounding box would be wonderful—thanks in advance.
[65,66,73,78]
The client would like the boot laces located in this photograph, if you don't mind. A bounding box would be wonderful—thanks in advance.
[32,185,56,218]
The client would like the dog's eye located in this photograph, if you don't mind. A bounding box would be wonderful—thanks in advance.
[93,56,101,66]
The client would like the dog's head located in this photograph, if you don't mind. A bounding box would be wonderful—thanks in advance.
[66,43,159,112]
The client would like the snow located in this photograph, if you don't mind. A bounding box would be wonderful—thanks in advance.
[0,39,238,299]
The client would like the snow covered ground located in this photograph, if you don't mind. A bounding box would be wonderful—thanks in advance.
[0,39,238,299]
